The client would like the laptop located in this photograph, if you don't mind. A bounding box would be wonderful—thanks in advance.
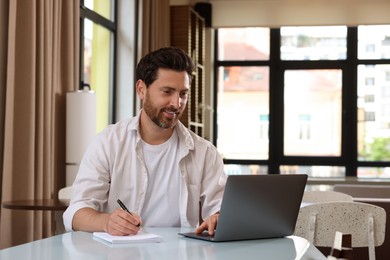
[179,174,308,242]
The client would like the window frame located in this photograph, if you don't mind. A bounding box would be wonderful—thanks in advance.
[214,27,390,177]
[80,0,117,124]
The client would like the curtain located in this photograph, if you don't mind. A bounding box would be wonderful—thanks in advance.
[0,0,79,248]
[134,0,170,111]
[139,0,170,57]
[0,1,8,201]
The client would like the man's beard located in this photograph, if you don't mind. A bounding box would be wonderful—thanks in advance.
[143,94,183,129]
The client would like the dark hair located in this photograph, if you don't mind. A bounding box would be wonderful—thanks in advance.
[136,47,195,87]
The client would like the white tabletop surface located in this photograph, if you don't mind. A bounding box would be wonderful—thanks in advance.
[0,227,326,260]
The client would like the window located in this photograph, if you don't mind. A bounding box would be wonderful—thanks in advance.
[281,26,347,60]
[259,114,269,140]
[298,114,311,141]
[365,77,375,86]
[80,0,116,132]
[218,28,270,61]
[364,95,375,103]
[216,28,270,161]
[215,25,390,179]
[364,111,376,121]
[284,69,342,156]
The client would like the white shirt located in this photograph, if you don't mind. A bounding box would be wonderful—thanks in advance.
[63,110,227,231]
[141,130,180,226]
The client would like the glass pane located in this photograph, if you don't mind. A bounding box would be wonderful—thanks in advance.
[224,164,268,175]
[83,19,93,85]
[217,66,269,160]
[280,165,345,178]
[284,70,342,156]
[84,19,112,132]
[358,167,390,178]
[218,28,270,61]
[84,0,114,21]
[281,26,347,60]
[357,65,390,161]
[358,25,390,59]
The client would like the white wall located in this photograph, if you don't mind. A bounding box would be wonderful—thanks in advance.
[210,0,390,27]
[171,0,390,27]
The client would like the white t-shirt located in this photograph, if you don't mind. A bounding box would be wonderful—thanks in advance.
[140,130,181,227]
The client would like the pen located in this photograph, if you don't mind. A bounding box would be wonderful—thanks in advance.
[117,199,141,227]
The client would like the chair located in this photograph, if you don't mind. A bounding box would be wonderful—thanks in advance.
[302,190,353,203]
[55,186,71,234]
[328,231,353,260]
[58,186,72,203]
[294,201,386,260]
[333,184,390,260]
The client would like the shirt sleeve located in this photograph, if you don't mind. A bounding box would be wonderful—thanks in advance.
[63,131,112,231]
[200,144,227,220]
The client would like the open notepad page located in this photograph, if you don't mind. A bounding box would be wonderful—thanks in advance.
[93,231,162,244]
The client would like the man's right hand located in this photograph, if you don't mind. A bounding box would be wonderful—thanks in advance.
[72,207,142,236]
[106,208,142,236]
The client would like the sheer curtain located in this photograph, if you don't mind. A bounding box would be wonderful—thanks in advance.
[0,0,79,248]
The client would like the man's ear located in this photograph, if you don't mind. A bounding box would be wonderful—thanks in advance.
[136,80,146,100]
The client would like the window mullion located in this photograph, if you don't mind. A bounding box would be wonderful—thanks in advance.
[269,28,282,174]
[343,27,358,176]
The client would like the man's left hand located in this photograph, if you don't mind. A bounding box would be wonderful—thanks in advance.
[194,212,220,235]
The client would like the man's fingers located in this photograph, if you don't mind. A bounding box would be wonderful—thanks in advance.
[107,209,140,235]
[195,213,219,234]
[207,214,219,235]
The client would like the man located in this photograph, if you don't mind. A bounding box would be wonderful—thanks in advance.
[63,47,227,236]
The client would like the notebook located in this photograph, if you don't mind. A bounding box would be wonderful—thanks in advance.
[93,230,161,244]
[179,174,308,242]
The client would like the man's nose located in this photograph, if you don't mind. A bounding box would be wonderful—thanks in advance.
[170,93,181,108]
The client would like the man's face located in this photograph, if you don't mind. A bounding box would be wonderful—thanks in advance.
[140,69,190,129]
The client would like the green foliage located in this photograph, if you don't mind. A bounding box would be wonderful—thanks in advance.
[367,137,390,161]
[297,35,312,47]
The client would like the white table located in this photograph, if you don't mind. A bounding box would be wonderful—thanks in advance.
[0,228,326,260]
